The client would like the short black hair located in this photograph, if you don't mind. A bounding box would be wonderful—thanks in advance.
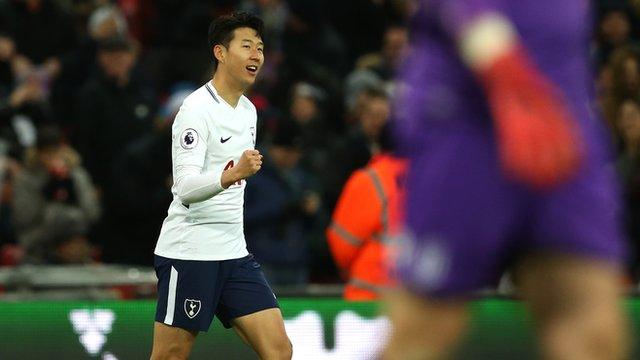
[207,11,264,71]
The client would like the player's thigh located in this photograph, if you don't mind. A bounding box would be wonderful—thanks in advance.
[217,255,290,356]
[531,160,625,264]
[518,253,625,325]
[517,254,629,359]
[231,308,291,356]
[384,288,469,357]
[216,255,279,328]
[150,321,198,360]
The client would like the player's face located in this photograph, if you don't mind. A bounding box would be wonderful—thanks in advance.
[223,27,264,88]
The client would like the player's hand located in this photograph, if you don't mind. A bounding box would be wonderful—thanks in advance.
[479,46,584,189]
[234,149,263,180]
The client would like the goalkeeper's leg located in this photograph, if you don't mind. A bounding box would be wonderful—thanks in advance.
[519,254,629,360]
[382,289,468,360]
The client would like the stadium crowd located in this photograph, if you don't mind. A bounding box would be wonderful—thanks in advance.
[1,0,640,287]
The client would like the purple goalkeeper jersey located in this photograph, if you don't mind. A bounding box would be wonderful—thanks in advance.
[393,0,624,296]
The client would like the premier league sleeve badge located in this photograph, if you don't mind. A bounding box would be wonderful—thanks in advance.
[180,128,199,150]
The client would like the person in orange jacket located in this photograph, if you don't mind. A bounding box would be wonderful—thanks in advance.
[327,125,406,300]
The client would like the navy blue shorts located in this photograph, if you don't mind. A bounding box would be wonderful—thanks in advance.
[154,254,279,332]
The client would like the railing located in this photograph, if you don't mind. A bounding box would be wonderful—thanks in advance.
[0,264,346,300]
[1,264,638,301]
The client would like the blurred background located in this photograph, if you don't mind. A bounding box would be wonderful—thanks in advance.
[0,0,412,291]
[1,0,639,287]
[1,0,640,358]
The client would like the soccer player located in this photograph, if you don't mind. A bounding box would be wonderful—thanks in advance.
[384,1,629,359]
[150,12,292,360]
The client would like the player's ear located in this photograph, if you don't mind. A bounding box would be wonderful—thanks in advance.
[213,44,226,64]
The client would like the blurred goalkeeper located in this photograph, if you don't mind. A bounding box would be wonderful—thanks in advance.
[385,1,629,359]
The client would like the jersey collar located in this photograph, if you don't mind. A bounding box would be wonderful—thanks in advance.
[206,81,239,110]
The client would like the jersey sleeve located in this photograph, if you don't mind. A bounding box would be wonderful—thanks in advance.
[171,104,224,204]
[172,104,209,168]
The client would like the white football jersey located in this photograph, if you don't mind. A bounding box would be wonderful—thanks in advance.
[155,82,257,260]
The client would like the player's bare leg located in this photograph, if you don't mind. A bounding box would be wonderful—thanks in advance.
[231,308,292,360]
[518,254,629,360]
[382,289,469,360]
[150,322,198,360]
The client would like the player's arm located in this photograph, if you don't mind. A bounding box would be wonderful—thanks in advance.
[327,171,381,275]
[175,149,262,205]
[439,1,583,188]
[171,105,220,205]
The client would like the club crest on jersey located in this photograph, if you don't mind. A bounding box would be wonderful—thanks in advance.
[180,128,199,150]
[184,299,201,319]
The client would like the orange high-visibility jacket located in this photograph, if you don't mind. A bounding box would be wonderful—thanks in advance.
[327,154,407,300]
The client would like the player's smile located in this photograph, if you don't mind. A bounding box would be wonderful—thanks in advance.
[246,64,259,77]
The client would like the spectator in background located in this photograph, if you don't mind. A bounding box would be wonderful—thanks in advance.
[283,82,340,282]
[0,0,74,119]
[11,125,100,264]
[106,84,191,265]
[0,33,17,97]
[324,86,391,210]
[52,4,130,128]
[269,0,348,109]
[74,35,156,263]
[0,0,76,65]
[245,120,321,287]
[327,124,406,300]
[287,82,329,176]
[0,139,19,252]
[595,2,638,67]
[0,62,54,161]
[601,46,640,137]
[0,1,63,159]
[328,0,404,64]
[74,35,154,191]
[344,25,408,113]
[617,99,640,279]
